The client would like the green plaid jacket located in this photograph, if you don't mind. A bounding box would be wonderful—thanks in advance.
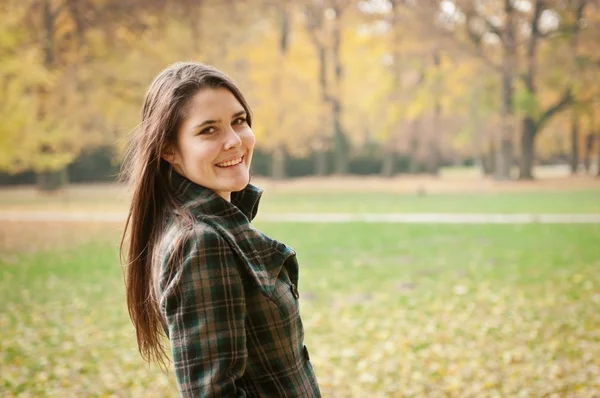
[153,172,321,397]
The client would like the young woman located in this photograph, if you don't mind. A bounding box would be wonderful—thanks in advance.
[120,62,321,397]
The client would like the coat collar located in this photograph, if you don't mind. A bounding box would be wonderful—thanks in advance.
[170,170,263,222]
[169,171,297,298]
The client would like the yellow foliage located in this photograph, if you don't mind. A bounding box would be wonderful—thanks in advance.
[1,0,600,173]
[245,10,325,155]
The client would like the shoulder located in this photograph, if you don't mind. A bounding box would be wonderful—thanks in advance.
[158,218,231,266]
[155,217,241,297]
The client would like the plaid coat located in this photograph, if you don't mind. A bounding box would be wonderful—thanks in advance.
[153,172,321,397]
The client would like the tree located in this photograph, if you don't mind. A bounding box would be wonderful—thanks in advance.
[244,1,324,177]
[413,0,594,179]
[1,0,165,189]
[3,0,599,182]
[303,0,353,174]
[410,0,517,179]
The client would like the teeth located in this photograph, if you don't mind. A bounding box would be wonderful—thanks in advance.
[216,157,243,167]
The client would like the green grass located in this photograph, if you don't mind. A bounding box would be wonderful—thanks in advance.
[1,187,599,214]
[259,189,600,214]
[1,223,600,396]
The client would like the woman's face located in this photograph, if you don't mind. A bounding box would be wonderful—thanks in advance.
[165,87,255,201]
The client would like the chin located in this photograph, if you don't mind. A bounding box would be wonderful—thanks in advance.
[233,179,250,192]
[226,176,250,193]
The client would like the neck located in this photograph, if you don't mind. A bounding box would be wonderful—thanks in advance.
[217,191,231,202]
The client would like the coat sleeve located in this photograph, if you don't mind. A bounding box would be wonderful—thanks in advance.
[160,226,247,397]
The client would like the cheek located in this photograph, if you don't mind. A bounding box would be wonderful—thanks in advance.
[179,140,216,167]
[243,129,256,150]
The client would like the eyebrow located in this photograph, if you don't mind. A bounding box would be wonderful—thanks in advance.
[191,110,247,130]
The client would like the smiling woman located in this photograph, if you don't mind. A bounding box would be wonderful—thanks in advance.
[163,88,255,201]
[120,62,321,397]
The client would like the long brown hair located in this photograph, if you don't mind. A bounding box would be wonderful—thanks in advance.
[120,62,253,365]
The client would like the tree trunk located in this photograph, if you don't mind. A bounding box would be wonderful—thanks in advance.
[186,0,203,54]
[43,0,55,66]
[330,5,348,175]
[37,168,69,192]
[428,50,442,176]
[304,3,331,177]
[426,125,440,175]
[318,44,327,99]
[313,148,327,176]
[493,0,516,180]
[479,138,495,176]
[304,2,349,174]
[481,144,495,176]
[568,3,583,175]
[470,81,486,176]
[570,110,580,174]
[381,149,395,177]
[517,1,576,179]
[382,0,401,175]
[497,135,514,179]
[497,72,514,180]
[519,117,536,180]
[584,133,593,174]
[271,145,286,180]
[37,0,69,192]
[332,100,348,174]
[408,119,420,173]
[271,1,289,181]
[596,132,600,177]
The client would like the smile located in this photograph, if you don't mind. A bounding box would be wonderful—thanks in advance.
[215,156,243,168]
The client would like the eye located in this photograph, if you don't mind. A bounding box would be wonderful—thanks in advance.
[199,126,217,135]
[232,116,247,126]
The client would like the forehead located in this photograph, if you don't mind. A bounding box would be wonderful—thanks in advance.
[183,87,244,121]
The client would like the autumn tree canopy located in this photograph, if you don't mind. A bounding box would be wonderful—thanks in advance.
[1,0,599,185]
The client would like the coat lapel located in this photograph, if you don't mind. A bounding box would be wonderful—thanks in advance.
[170,171,296,298]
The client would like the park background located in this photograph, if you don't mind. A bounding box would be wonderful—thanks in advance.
[1,0,600,396]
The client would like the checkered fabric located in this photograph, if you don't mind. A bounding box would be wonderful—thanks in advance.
[153,172,321,397]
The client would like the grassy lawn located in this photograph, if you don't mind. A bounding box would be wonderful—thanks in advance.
[259,189,600,214]
[1,184,599,214]
[1,221,599,396]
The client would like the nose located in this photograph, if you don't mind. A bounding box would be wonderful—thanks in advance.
[223,126,242,150]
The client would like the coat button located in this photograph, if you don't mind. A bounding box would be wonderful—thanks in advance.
[290,283,300,299]
[303,345,310,361]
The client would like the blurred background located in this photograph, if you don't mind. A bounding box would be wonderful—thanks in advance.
[0,0,599,186]
[1,0,600,397]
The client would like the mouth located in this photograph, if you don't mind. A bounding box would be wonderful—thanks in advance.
[215,156,244,168]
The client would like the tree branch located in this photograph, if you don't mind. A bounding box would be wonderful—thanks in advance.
[537,89,573,129]
[528,0,545,51]
[302,2,331,103]
[464,4,504,40]
[460,6,502,72]
[523,0,546,92]
[538,0,587,40]
[481,15,503,39]
[463,32,502,72]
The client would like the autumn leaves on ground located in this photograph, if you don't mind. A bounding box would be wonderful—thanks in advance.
[1,176,599,397]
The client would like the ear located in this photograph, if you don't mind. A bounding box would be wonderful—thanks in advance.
[161,145,177,166]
